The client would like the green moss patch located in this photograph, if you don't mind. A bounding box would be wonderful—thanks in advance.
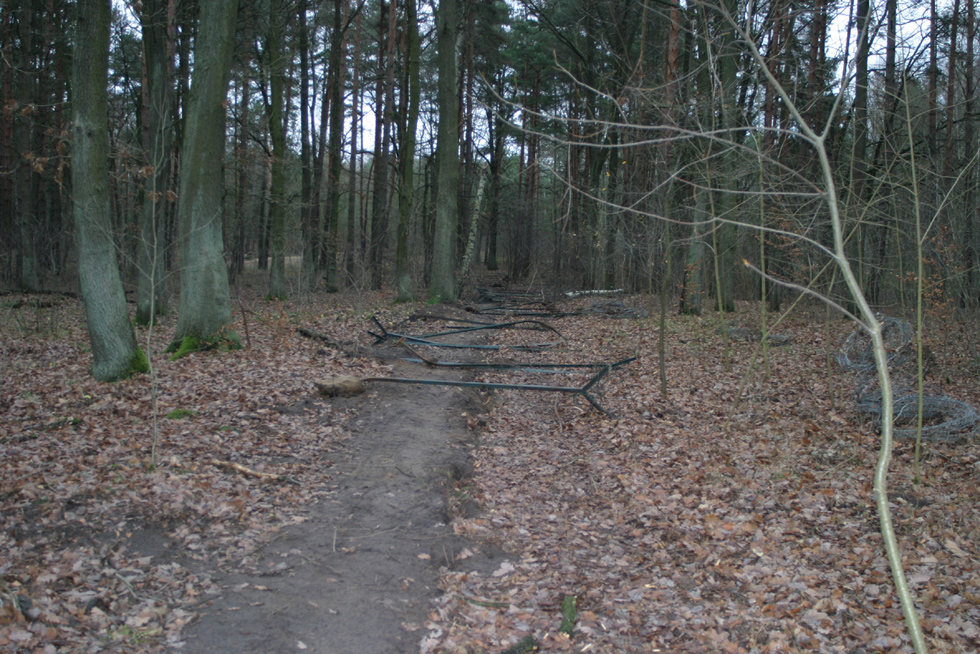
[129,347,150,375]
[167,329,243,361]
[167,335,201,361]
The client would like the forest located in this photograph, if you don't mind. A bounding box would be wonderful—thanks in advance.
[2,0,980,652]
[1,0,976,319]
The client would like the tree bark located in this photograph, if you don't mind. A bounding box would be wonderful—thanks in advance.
[136,0,173,324]
[369,0,396,290]
[486,100,504,272]
[430,0,459,301]
[346,7,363,282]
[928,0,938,160]
[298,0,317,292]
[395,0,421,301]
[14,0,37,291]
[944,0,960,180]
[173,0,239,347]
[964,0,976,307]
[850,0,871,293]
[267,0,288,299]
[323,0,348,291]
[72,0,142,381]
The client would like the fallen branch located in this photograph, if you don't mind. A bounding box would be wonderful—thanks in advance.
[208,459,298,484]
[297,327,346,349]
[399,341,441,366]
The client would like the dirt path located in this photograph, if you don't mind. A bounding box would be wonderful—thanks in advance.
[181,356,508,653]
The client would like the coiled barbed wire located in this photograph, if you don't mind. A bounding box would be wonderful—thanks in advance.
[838,318,979,442]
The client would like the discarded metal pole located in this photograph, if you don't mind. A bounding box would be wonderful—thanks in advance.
[361,367,613,414]
[368,316,562,352]
[399,356,637,374]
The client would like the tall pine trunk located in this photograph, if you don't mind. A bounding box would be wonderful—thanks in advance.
[267,0,288,299]
[429,0,459,301]
[346,8,363,282]
[136,0,172,324]
[323,0,348,291]
[395,0,421,301]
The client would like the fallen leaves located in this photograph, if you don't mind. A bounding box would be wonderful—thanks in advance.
[423,298,980,653]
[0,290,409,652]
[4,292,980,652]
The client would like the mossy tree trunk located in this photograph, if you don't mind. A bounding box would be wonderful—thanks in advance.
[173,0,239,347]
[72,0,143,381]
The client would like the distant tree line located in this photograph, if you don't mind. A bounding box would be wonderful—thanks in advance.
[1,0,978,376]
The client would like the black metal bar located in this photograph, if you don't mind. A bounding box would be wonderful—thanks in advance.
[416,319,559,339]
[370,316,560,351]
[362,370,612,414]
[368,377,585,392]
[411,315,496,326]
[399,356,637,372]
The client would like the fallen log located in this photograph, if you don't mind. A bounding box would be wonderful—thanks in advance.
[315,375,368,397]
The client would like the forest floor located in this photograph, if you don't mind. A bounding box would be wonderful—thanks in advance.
[2,276,980,653]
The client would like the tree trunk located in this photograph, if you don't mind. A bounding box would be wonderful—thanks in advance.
[928,0,938,160]
[680,6,710,315]
[323,0,348,291]
[136,0,173,325]
[715,0,739,312]
[395,0,421,301]
[346,7,363,282]
[429,0,459,301]
[486,101,504,271]
[267,0,288,299]
[14,0,37,291]
[172,0,239,347]
[945,0,960,180]
[964,0,977,307]
[850,0,871,294]
[680,186,707,315]
[604,133,620,290]
[72,0,142,381]
[230,37,251,284]
[298,0,317,292]
[457,0,476,266]
[368,0,396,290]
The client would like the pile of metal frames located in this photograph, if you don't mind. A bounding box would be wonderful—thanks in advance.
[366,315,635,414]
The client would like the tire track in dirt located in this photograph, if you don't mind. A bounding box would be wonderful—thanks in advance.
[181,356,508,654]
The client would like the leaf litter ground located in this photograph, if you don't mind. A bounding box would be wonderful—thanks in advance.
[1,289,979,653]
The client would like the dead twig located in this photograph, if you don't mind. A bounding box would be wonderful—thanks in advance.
[208,459,300,485]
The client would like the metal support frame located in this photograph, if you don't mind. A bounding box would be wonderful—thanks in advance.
[369,316,563,352]
[364,364,621,414]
